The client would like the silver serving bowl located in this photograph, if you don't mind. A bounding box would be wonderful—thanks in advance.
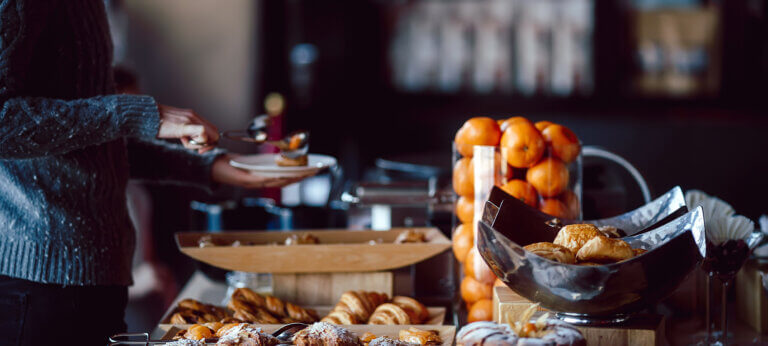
[476,206,705,323]
[484,186,687,243]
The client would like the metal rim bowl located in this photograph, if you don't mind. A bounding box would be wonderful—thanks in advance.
[485,186,687,243]
[476,206,706,324]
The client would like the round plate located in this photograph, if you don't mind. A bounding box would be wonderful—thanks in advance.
[229,154,336,178]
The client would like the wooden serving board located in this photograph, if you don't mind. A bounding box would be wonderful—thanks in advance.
[160,324,456,345]
[159,306,447,327]
[493,286,665,346]
[175,228,450,273]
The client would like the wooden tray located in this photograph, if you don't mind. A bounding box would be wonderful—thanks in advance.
[160,324,456,345]
[159,306,447,327]
[175,228,451,273]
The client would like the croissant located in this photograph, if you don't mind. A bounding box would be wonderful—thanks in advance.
[265,295,286,318]
[523,242,576,264]
[368,303,411,325]
[553,224,601,254]
[333,291,376,322]
[321,310,359,325]
[293,322,362,346]
[391,296,429,324]
[286,302,319,323]
[575,236,634,263]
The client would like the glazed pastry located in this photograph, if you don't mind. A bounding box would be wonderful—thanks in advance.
[392,296,429,324]
[216,323,243,338]
[398,327,441,345]
[456,321,518,346]
[203,322,224,332]
[183,325,214,341]
[276,154,308,167]
[394,230,427,244]
[232,288,267,308]
[360,332,378,345]
[456,320,586,346]
[523,242,576,264]
[368,303,411,325]
[265,295,286,317]
[216,323,279,346]
[553,224,601,254]
[576,236,634,263]
[292,321,362,346]
[170,311,198,324]
[285,233,320,245]
[321,310,359,325]
[368,337,418,346]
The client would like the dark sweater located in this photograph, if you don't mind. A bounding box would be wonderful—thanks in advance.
[0,0,220,285]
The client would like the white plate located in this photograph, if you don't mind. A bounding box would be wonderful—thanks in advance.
[229,154,336,178]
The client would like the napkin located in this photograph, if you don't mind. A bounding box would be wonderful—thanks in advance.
[685,189,753,246]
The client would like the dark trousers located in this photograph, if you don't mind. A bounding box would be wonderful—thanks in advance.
[0,275,127,346]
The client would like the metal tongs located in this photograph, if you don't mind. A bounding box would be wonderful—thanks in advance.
[108,323,308,345]
[216,115,310,159]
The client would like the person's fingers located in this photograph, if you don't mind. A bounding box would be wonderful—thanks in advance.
[180,137,202,150]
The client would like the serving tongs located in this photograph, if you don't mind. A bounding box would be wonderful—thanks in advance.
[193,114,310,158]
[108,323,308,345]
[484,185,687,245]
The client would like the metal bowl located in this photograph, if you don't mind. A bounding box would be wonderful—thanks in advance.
[476,206,705,324]
[484,186,687,242]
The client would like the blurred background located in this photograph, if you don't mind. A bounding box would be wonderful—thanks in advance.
[107,0,768,331]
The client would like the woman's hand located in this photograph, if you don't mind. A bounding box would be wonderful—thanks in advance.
[211,154,315,188]
[157,104,219,154]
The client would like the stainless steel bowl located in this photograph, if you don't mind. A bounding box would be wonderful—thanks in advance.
[476,206,705,324]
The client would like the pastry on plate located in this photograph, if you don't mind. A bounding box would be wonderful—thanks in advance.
[293,322,362,346]
[368,337,418,346]
[553,224,601,254]
[321,310,359,325]
[216,323,279,346]
[575,235,634,263]
[368,303,411,325]
[523,242,576,264]
[394,230,427,244]
[392,296,429,324]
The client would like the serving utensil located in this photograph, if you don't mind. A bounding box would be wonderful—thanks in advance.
[108,322,309,345]
[477,205,706,325]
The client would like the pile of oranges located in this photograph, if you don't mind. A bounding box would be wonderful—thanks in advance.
[451,116,581,322]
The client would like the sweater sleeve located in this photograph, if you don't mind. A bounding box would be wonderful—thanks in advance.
[0,0,160,159]
[126,137,226,191]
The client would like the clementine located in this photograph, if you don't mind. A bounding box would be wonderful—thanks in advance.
[455,196,475,224]
[499,116,534,133]
[452,157,474,197]
[499,179,539,208]
[534,120,554,132]
[526,157,569,197]
[541,124,581,163]
[468,299,494,322]
[540,198,571,219]
[465,247,496,285]
[452,223,474,263]
[560,190,580,219]
[455,117,502,157]
[461,276,493,305]
[500,121,545,168]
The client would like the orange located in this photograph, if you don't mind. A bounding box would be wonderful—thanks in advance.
[534,120,554,132]
[560,190,580,219]
[540,198,571,219]
[541,124,581,163]
[468,299,493,322]
[461,276,493,304]
[465,247,496,284]
[456,196,475,224]
[493,152,514,186]
[455,117,502,157]
[452,224,474,263]
[499,116,533,133]
[499,179,539,208]
[452,157,474,197]
[526,158,569,197]
[500,121,545,168]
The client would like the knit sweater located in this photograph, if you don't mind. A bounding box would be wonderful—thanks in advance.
[0,0,220,285]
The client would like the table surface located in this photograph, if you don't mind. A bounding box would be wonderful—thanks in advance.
[154,271,768,344]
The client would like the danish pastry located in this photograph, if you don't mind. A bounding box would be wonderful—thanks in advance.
[368,337,418,346]
[217,323,279,346]
[287,302,319,323]
[523,242,576,264]
[265,295,286,318]
[368,303,411,325]
[576,236,634,263]
[292,322,362,346]
[553,224,601,254]
[398,327,441,345]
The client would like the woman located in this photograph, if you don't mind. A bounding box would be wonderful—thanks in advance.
[0,1,303,344]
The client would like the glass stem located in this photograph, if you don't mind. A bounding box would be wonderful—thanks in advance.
[721,278,730,346]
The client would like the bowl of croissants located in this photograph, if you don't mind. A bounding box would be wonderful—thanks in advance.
[476,196,706,320]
